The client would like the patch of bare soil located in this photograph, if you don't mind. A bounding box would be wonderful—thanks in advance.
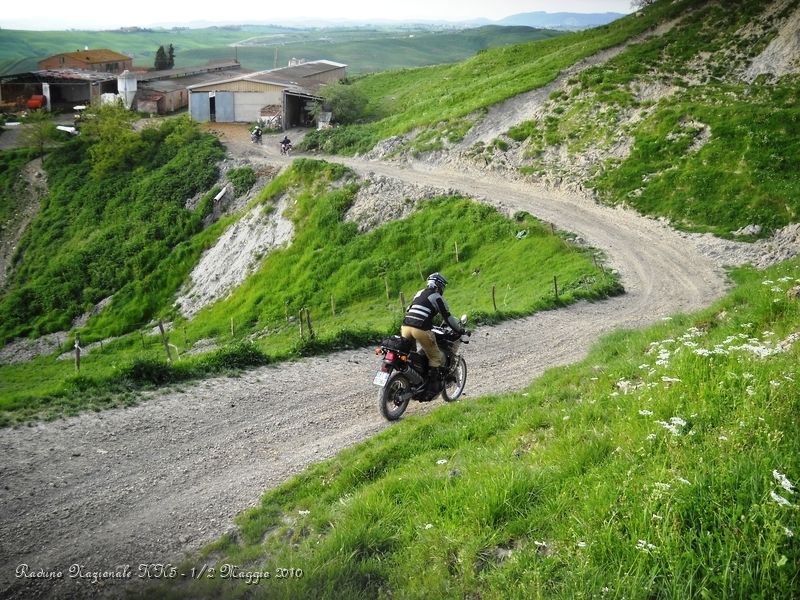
[0,158,46,291]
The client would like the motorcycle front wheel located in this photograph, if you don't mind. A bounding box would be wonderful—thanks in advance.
[442,356,467,402]
[379,373,412,421]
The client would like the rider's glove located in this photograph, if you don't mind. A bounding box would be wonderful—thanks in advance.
[460,331,471,343]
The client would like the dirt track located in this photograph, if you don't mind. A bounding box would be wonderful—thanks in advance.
[0,123,744,599]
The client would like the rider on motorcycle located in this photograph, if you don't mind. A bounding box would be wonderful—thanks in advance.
[280,135,291,153]
[401,272,466,394]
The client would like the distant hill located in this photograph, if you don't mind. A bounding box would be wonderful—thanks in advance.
[498,11,626,30]
[0,25,562,76]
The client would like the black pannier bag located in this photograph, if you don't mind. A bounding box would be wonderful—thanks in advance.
[381,335,414,354]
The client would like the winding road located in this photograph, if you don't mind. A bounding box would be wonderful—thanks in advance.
[0,136,733,599]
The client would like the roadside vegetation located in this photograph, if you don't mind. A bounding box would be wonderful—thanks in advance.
[300,0,692,153]
[0,145,618,424]
[151,259,800,600]
[302,0,800,237]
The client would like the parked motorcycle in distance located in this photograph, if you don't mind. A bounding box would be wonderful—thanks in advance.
[374,315,470,421]
[250,129,262,144]
[280,141,293,155]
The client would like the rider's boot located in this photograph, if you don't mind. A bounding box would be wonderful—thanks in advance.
[427,367,443,395]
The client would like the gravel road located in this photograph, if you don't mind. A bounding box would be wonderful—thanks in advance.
[0,125,774,599]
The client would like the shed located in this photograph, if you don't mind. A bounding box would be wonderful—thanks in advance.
[0,69,118,111]
[187,59,346,128]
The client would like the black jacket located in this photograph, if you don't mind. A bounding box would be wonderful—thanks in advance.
[403,287,462,331]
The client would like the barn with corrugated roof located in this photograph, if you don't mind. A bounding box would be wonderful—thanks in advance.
[187,59,346,129]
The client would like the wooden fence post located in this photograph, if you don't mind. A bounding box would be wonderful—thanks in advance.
[454,241,459,262]
[306,308,315,339]
[331,294,336,317]
[74,333,81,372]
[399,291,406,312]
[384,276,390,300]
[553,275,559,301]
[158,320,172,362]
[299,309,305,339]
[492,284,497,311]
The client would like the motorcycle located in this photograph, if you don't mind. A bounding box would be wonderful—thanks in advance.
[280,141,293,155]
[374,316,470,421]
[251,130,262,144]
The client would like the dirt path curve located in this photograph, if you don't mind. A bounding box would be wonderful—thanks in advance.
[0,137,733,599]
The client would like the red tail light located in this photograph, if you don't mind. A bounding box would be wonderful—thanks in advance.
[385,351,396,361]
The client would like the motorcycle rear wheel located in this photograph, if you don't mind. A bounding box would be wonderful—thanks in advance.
[379,373,411,421]
[442,356,467,402]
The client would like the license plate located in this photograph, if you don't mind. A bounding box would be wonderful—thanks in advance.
[373,370,390,387]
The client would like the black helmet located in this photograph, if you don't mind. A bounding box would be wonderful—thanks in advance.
[426,272,448,291]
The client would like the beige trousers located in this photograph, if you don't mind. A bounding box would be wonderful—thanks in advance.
[400,325,444,368]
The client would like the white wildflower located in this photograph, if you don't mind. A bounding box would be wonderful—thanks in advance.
[639,364,650,370]
[719,435,728,441]
[785,527,794,537]
[770,491,793,507]
[762,281,774,286]
[636,539,657,552]
[770,380,781,388]
[298,510,310,516]
[646,433,657,441]
[676,477,691,485]
[654,482,672,491]
[661,376,682,383]
[576,541,587,548]
[639,409,654,416]
[670,416,687,427]
[662,317,672,321]
[563,415,570,421]
[436,459,448,465]
[743,372,754,380]
[424,523,434,529]
[746,386,756,397]
[773,471,796,494]
[652,514,663,521]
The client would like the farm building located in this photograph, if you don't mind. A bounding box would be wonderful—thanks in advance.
[133,60,248,114]
[0,69,118,111]
[38,49,133,73]
[187,59,346,128]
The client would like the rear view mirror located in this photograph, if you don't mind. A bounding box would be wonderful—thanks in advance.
[460,314,468,325]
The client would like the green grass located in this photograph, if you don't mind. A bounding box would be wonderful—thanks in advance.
[299,0,800,235]
[507,0,800,236]
[0,157,619,424]
[147,259,800,600]
[300,0,696,155]
[0,116,224,342]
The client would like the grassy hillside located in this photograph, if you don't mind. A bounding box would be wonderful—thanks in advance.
[302,0,800,237]
[0,25,560,76]
[150,259,800,600]
[0,146,618,423]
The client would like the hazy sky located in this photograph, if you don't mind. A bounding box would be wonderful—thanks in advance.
[1,1,634,30]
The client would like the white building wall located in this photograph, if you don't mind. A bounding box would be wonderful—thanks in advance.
[233,91,281,123]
